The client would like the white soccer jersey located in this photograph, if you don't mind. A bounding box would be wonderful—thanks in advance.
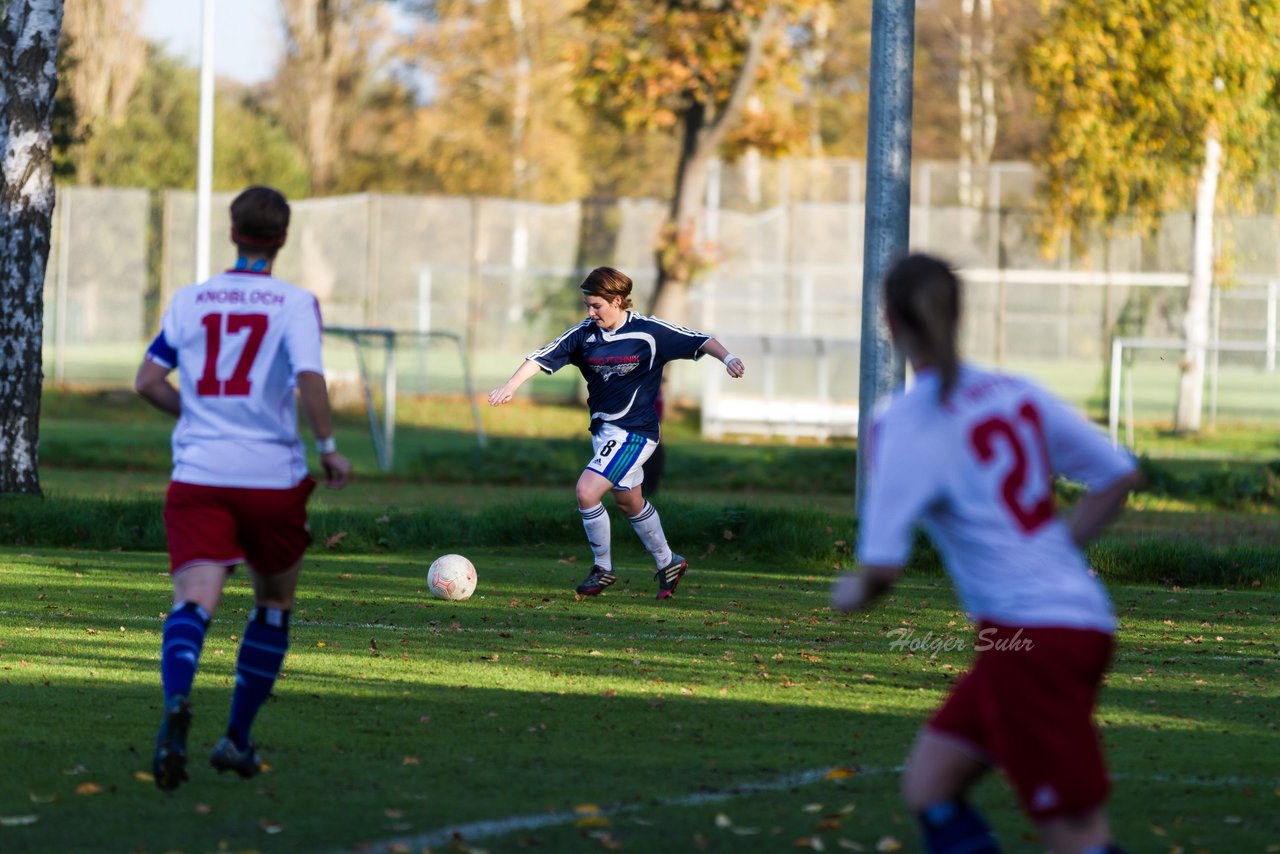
[145,270,325,488]
[857,364,1137,631]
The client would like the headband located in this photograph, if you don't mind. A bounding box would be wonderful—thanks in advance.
[231,228,287,248]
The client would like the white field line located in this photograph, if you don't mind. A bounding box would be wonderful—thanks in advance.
[0,610,1274,663]
[334,766,878,853]
[336,765,1280,854]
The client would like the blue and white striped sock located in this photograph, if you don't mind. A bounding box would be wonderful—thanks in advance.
[227,607,290,750]
[160,601,209,702]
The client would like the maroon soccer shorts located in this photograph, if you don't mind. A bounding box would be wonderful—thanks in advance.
[164,478,316,575]
[926,620,1115,820]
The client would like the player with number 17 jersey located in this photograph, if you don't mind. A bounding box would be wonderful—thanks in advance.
[144,269,325,489]
[858,365,1138,631]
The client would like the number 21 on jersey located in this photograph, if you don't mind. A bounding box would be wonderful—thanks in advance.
[969,400,1055,534]
[197,312,268,397]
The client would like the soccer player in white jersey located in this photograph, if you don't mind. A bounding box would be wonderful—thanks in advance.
[831,254,1142,854]
[488,266,745,599]
[135,186,351,791]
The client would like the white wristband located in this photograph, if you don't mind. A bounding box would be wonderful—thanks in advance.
[315,436,337,454]
[721,353,738,366]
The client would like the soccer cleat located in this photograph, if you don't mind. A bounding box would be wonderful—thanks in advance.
[210,736,263,779]
[153,695,193,792]
[575,565,617,596]
[654,554,688,600]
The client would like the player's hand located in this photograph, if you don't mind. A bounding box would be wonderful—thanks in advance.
[487,385,514,406]
[725,357,745,379]
[830,572,869,613]
[321,451,352,489]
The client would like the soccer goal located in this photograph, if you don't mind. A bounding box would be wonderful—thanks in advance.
[1108,336,1280,448]
[322,326,486,471]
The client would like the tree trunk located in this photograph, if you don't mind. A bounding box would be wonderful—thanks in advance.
[649,2,783,322]
[0,0,64,495]
[957,0,974,207]
[1174,131,1222,434]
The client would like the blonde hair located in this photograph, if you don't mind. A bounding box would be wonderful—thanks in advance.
[580,266,634,310]
[884,254,961,401]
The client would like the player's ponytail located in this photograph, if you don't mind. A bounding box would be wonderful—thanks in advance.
[883,254,962,402]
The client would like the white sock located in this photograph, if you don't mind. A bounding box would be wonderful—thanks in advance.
[580,504,612,572]
[628,501,673,568]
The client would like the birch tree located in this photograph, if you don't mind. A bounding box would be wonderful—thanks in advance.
[0,0,64,495]
[1025,0,1280,433]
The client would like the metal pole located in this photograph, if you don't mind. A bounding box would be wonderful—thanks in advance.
[857,0,916,510]
[1267,279,1276,372]
[1109,337,1122,447]
[195,0,216,282]
[54,188,70,383]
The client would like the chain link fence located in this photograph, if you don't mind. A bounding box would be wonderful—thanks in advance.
[42,161,1280,432]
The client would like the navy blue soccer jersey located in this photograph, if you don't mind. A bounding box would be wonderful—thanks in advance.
[528,311,710,440]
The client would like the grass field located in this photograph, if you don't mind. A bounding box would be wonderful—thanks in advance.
[2,547,1277,853]
[1,389,1277,852]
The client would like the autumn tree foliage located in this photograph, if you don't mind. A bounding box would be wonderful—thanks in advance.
[570,0,820,320]
[1025,0,1280,431]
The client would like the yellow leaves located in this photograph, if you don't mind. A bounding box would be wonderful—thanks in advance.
[574,803,611,829]
[73,782,102,796]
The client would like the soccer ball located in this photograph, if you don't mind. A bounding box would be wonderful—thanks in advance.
[427,553,477,601]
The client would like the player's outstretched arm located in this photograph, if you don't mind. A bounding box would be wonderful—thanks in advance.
[488,359,541,406]
[297,370,351,489]
[135,360,181,417]
[1068,468,1143,546]
[698,338,745,378]
[831,564,901,613]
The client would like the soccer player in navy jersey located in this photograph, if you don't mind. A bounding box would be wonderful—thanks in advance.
[135,186,351,791]
[832,254,1141,854]
[488,266,745,599]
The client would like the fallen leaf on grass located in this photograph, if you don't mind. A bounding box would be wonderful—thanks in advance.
[74,783,102,796]
[801,803,824,813]
[576,816,611,828]
[715,813,732,828]
[133,772,153,784]
[875,836,903,852]
[402,756,422,765]
[324,531,348,549]
[824,768,858,781]
[260,819,283,834]
[793,837,825,850]
[836,841,865,851]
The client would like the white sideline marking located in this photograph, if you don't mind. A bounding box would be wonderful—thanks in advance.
[334,766,876,853]
[337,766,1280,854]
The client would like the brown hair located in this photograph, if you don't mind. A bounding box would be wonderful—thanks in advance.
[884,253,962,401]
[230,185,290,256]
[580,266,634,310]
